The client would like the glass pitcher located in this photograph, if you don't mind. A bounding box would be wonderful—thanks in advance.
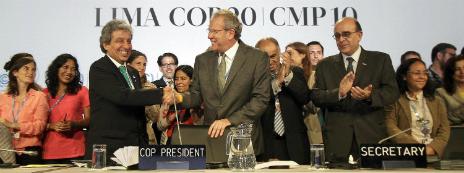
[226,122,256,171]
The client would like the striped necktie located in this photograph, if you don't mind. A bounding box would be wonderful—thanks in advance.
[274,97,285,136]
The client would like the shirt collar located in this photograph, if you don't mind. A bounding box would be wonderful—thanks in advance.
[107,54,127,68]
[222,41,239,60]
[342,46,362,62]
[406,91,424,101]
[163,77,173,85]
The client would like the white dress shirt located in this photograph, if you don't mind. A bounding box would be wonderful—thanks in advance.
[218,41,239,80]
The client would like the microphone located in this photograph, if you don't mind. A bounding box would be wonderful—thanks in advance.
[378,128,412,144]
[0,148,38,156]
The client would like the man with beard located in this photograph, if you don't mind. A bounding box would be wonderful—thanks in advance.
[152,53,178,88]
[428,43,456,89]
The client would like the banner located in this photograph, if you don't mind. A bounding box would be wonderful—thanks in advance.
[0,0,463,91]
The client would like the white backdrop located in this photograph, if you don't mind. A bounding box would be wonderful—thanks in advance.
[1,0,463,91]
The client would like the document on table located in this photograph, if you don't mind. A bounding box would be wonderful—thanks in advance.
[255,160,299,169]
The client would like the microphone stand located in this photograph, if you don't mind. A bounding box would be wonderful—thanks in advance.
[0,148,38,156]
[378,128,412,144]
[168,81,182,145]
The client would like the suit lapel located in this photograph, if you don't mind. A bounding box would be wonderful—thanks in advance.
[223,43,247,93]
[398,95,412,125]
[334,54,346,80]
[127,66,140,89]
[208,53,220,97]
[425,97,438,132]
[104,56,130,89]
[354,49,368,86]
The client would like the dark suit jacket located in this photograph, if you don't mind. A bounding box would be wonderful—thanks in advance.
[185,41,271,154]
[311,48,399,162]
[261,67,310,164]
[385,94,450,158]
[86,56,164,162]
[152,77,167,88]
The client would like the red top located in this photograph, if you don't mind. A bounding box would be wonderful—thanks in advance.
[42,87,90,159]
[166,108,193,137]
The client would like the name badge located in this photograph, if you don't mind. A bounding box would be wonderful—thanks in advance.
[13,132,20,139]
[139,145,206,170]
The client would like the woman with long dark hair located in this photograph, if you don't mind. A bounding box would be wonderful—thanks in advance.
[385,58,450,158]
[436,55,464,125]
[42,54,90,163]
[0,53,48,165]
[284,42,311,81]
[157,65,199,144]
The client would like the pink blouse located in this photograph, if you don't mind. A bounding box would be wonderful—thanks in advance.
[0,89,49,150]
[42,87,90,159]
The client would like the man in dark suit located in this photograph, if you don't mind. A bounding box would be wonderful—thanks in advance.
[152,53,178,88]
[255,37,310,164]
[182,9,270,155]
[311,17,399,163]
[86,19,172,164]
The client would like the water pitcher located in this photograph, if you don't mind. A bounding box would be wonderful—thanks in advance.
[226,123,256,171]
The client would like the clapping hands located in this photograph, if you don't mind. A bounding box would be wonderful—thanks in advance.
[339,72,373,100]
[339,72,355,97]
[351,84,373,100]
[276,52,293,84]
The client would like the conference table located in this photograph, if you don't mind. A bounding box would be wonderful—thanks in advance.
[2,166,462,173]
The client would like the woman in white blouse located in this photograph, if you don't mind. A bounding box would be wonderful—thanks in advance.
[385,58,450,158]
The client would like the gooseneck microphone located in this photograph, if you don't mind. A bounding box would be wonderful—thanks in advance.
[378,128,412,144]
[0,148,38,156]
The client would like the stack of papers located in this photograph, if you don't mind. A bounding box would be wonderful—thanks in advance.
[255,161,299,169]
[110,146,139,167]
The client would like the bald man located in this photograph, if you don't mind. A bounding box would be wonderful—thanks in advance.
[311,17,399,163]
[255,37,310,164]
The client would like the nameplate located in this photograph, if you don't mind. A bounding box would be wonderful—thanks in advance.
[138,145,206,170]
[360,144,426,168]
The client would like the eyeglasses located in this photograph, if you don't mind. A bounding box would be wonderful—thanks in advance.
[332,31,359,40]
[207,28,229,35]
[407,70,429,76]
[161,63,176,68]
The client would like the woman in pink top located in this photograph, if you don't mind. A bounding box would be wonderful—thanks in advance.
[42,54,90,164]
[0,53,48,165]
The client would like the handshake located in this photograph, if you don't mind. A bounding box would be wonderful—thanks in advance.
[162,86,182,105]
